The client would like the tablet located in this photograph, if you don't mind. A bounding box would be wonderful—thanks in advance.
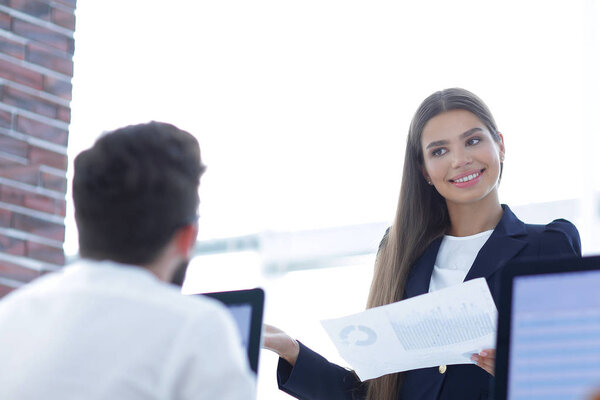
[494,255,600,400]
[200,288,265,374]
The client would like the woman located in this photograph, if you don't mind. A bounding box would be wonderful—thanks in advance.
[264,88,581,400]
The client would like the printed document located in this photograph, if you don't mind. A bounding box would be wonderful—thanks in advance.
[321,278,497,380]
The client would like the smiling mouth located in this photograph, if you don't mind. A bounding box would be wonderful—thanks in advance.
[449,169,485,183]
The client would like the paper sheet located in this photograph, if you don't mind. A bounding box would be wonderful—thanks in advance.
[320,278,497,380]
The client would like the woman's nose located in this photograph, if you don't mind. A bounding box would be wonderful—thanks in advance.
[451,148,472,169]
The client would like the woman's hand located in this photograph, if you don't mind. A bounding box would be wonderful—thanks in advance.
[471,349,495,376]
[263,324,300,366]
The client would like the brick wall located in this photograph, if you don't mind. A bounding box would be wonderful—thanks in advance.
[0,0,76,297]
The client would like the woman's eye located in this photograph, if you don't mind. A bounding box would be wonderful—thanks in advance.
[467,137,481,146]
[432,148,447,157]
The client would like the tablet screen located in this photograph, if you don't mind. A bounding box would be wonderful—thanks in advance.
[227,304,252,351]
[200,288,264,374]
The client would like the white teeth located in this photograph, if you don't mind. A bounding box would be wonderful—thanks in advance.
[455,172,480,183]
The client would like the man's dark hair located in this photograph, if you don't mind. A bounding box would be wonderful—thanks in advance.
[73,121,205,265]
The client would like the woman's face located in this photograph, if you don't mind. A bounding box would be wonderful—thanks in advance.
[420,109,504,208]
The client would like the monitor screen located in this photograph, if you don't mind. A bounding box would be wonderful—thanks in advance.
[507,269,600,400]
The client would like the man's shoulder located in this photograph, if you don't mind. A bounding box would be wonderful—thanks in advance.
[1,259,229,322]
[79,259,232,320]
[0,267,66,306]
[150,283,229,319]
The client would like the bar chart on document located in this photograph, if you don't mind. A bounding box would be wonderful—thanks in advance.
[321,278,497,380]
[391,301,496,350]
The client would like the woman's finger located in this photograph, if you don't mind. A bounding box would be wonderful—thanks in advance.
[471,349,495,376]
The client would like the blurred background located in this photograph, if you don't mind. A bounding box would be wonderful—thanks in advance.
[65,1,600,398]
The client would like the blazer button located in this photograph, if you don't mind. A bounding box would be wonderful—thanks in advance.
[439,365,447,374]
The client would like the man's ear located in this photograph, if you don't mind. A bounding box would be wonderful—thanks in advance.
[174,224,198,259]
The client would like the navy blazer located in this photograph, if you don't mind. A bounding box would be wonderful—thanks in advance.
[277,205,581,400]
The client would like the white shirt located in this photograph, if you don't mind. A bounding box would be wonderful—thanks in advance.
[429,230,493,293]
[0,259,256,400]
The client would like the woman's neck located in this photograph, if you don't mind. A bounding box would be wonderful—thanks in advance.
[446,193,503,237]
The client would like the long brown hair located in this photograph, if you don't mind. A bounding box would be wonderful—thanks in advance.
[364,88,501,400]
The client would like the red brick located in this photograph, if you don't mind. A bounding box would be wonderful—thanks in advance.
[0,260,40,282]
[0,233,26,256]
[0,134,28,158]
[57,105,70,122]
[51,7,75,30]
[0,58,44,90]
[55,198,65,216]
[0,156,18,168]
[52,0,76,9]
[26,42,73,75]
[28,147,67,170]
[23,193,56,214]
[24,196,66,216]
[0,12,10,30]
[0,36,26,60]
[5,0,51,20]
[41,172,66,192]
[26,241,64,264]
[0,184,59,214]
[16,115,68,145]
[0,165,40,186]
[43,75,72,100]
[12,18,74,54]
[0,0,75,277]
[0,184,25,206]
[0,284,16,298]
[12,213,65,241]
[1,85,60,119]
[0,110,12,129]
[0,208,10,227]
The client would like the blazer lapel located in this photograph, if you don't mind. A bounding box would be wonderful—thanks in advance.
[404,205,528,299]
[404,237,443,299]
[464,205,528,281]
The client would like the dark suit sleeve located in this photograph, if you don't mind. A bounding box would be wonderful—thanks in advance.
[275,230,391,399]
[540,219,582,257]
[277,341,365,400]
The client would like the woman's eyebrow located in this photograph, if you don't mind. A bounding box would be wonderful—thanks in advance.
[425,139,448,150]
[460,127,483,139]
[425,127,484,150]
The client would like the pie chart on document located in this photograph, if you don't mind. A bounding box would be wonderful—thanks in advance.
[339,325,377,346]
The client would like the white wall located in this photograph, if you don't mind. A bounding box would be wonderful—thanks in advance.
[69,1,600,398]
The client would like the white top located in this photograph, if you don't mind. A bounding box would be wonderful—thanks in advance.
[429,230,493,293]
[0,259,256,400]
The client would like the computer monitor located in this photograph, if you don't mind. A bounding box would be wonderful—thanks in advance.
[494,255,600,400]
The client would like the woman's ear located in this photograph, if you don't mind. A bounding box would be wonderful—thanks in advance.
[497,132,505,162]
[421,167,432,185]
